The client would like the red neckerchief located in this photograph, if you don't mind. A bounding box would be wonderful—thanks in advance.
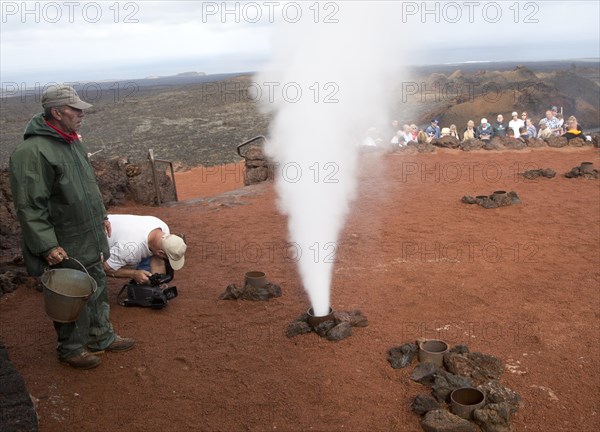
[45,119,79,143]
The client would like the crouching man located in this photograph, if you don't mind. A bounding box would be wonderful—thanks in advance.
[103,214,187,284]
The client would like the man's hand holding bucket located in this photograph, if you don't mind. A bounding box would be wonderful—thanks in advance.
[46,246,69,266]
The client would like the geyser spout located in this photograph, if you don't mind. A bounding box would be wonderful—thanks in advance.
[307,306,334,329]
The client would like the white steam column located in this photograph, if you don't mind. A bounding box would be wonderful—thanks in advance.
[257,3,401,317]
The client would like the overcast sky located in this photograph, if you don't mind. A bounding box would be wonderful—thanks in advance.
[1,1,599,86]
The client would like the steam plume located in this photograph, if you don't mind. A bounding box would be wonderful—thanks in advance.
[257,3,401,316]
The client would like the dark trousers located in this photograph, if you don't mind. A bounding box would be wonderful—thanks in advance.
[53,261,115,359]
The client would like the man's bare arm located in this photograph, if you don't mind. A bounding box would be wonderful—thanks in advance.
[103,261,151,284]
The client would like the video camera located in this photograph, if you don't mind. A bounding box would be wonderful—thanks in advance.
[117,272,178,309]
[148,273,173,286]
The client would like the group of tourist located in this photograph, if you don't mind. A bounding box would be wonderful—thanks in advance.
[373,106,590,148]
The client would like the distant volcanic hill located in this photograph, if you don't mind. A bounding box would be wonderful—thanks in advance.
[176,71,207,77]
[395,65,600,130]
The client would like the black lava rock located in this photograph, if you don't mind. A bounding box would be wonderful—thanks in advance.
[432,370,474,402]
[502,138,527,150]
[483,140,503,151]
[546,136,568,148]
[460,139,484,152]
[293,312,310,323]
[422,409,477,432]
[287,309,367,341]
[508,191,521,205]
[241,282,282,301]
[388,343,418,369]
[219,282,282,301]
[412,394,440,416]
[326,322,353,341]
[477,381,521,414]
[218,284,244,300]
[449,344,470,355]
[347,309,369,327]
[0,342,39,432]
[565,166,599,179]
[444,352,504,382]
[473,402,513,432]
[479,196,498,209]
[411,362,438,385]
[314,319,337,338]
[285,321,312,338]
[522,168,556,179]
[431,136,461,149]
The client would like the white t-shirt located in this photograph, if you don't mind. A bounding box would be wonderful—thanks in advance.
[508,119,524,137]
[105,215,169,270]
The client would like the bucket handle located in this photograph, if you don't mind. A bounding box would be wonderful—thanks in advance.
[68,257,90,275]
[70,258,97,296]
[47,257,97,296]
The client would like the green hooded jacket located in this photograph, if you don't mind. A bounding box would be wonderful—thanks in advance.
[9,114,109,276]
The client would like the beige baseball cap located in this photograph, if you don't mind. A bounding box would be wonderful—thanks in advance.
[162,234,187,270]
[42,85,92,110]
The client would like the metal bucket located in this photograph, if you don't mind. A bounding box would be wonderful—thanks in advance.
[40,258,97,323]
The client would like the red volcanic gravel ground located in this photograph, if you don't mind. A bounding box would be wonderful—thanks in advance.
[1,147,599,432]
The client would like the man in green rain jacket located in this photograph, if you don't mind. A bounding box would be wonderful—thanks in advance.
[9,85,134,369]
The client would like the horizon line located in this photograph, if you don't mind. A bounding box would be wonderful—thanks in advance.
[2,57,599,94]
